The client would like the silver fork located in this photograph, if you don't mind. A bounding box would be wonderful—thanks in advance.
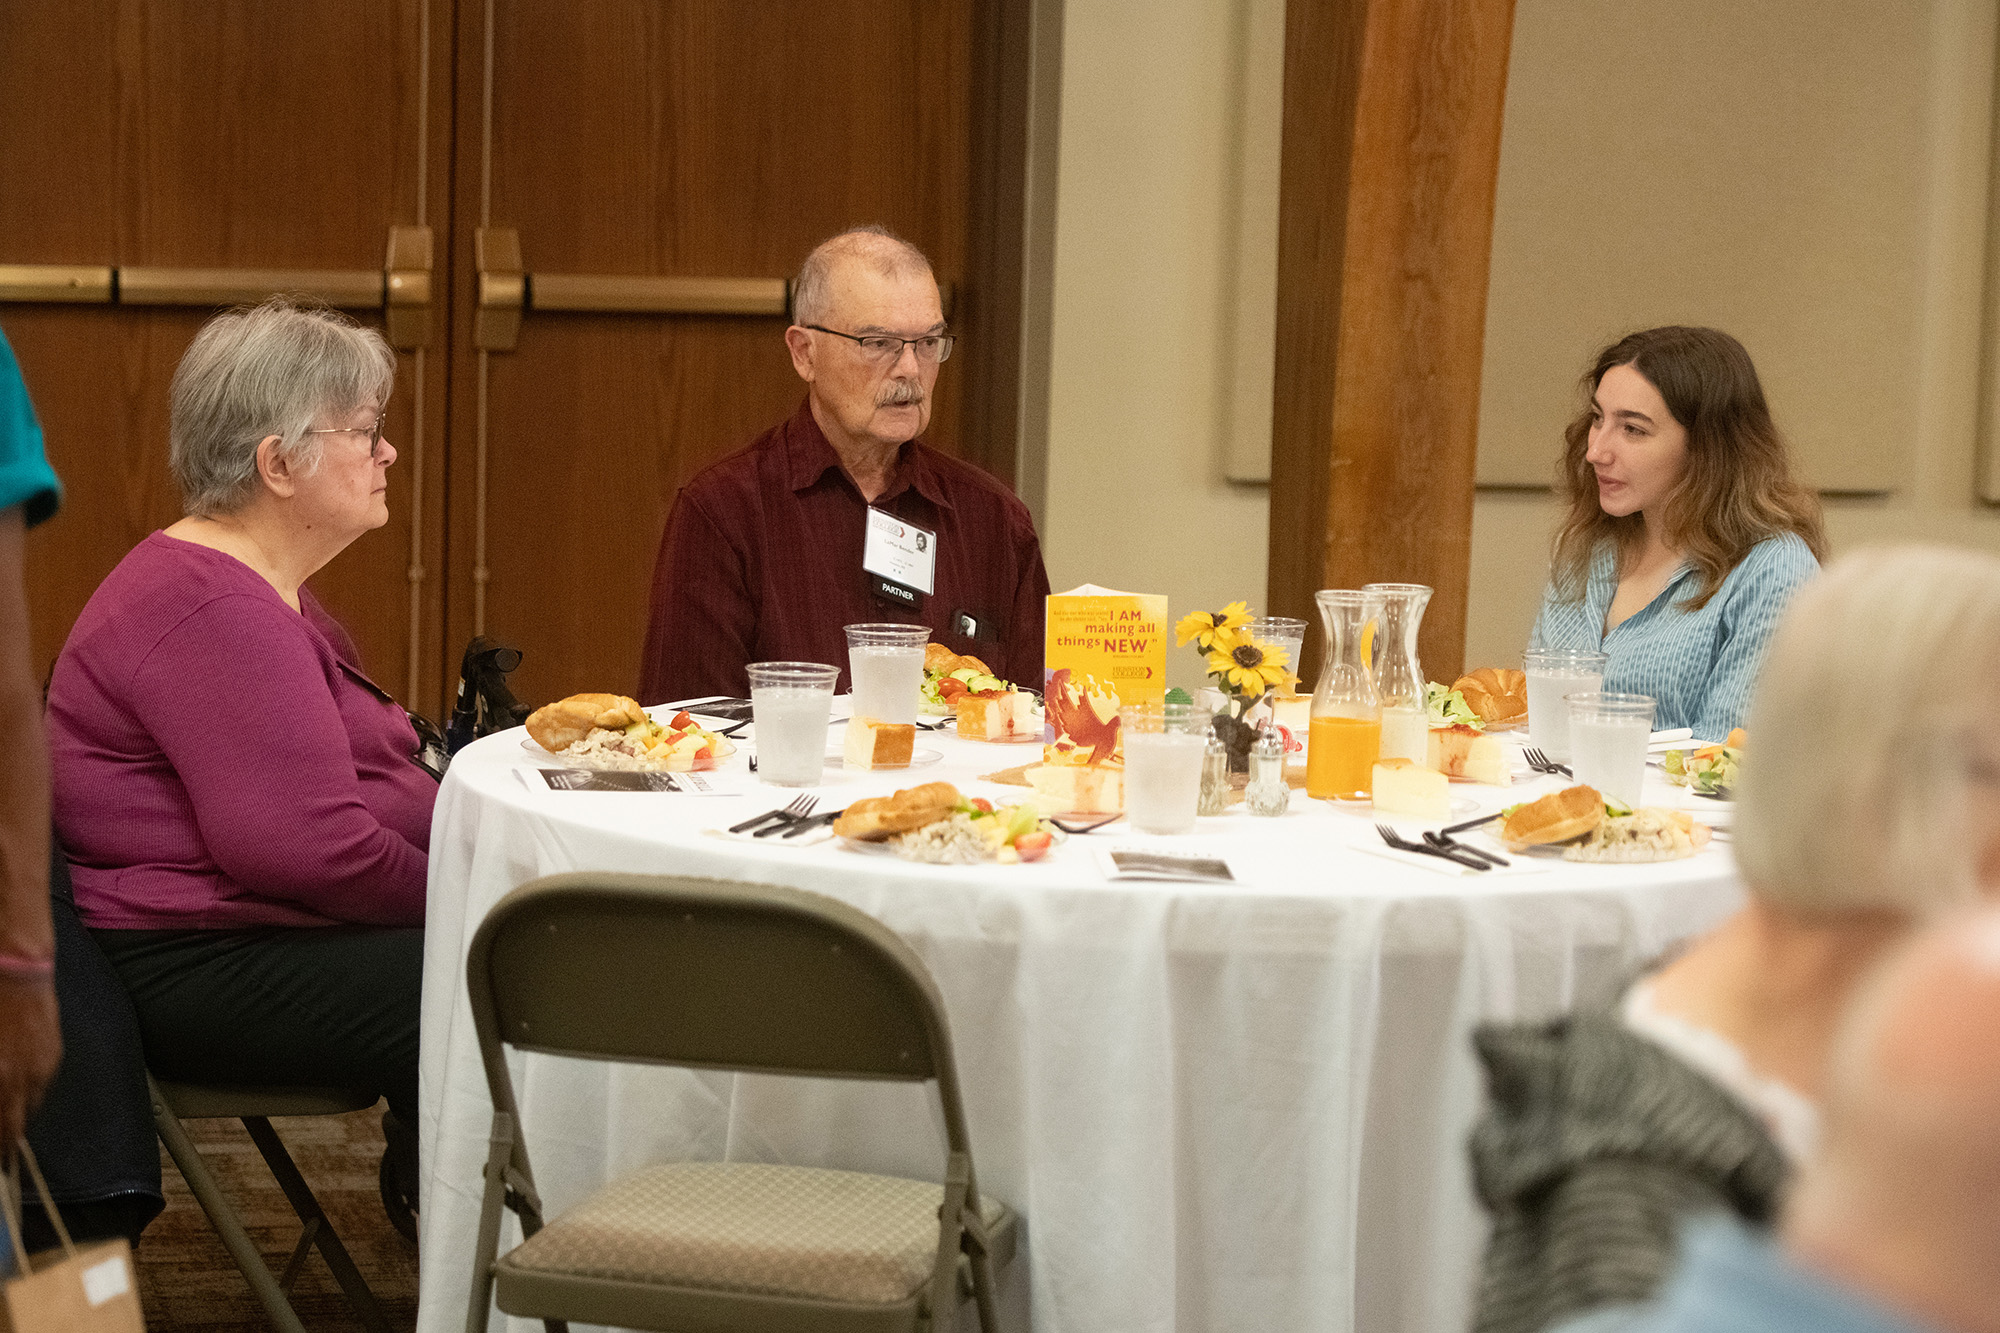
[728,794,815,835]
[1522,747,1573,778]
[752,795,819,837]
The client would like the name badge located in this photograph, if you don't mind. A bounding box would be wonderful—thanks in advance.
[863,507,937,596]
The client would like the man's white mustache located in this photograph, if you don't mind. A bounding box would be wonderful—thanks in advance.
[877,380,926,407]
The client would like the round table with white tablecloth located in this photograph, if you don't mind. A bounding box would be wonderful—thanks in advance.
[414,705,1743,1333]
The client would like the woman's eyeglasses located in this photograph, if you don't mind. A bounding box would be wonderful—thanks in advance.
[304,411,388,459]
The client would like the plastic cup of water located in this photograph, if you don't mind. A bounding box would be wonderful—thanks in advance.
[1123,700,1209,834]
[1564,691,1655,807]
[747,661,840,786]
[844,623,929,725]
[1524,648,1609,760]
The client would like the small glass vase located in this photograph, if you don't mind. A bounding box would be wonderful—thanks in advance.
[1201,688,1269,774]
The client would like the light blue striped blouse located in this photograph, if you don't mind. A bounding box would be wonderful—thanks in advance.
[1529,533,1820,741]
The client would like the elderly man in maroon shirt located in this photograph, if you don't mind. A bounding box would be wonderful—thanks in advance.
[638,226,1051,702]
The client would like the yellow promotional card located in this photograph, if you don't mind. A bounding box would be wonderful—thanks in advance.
[1042,584,1168,767]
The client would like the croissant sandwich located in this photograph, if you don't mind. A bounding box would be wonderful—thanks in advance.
[925,642,994,680]
[1452,667,1528,726]
[526,693,651,753]
[525,693,735,772]
[1499,784,1604,850]
[833,782,960,841]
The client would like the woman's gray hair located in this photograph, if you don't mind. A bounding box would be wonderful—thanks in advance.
[790,225,933,328]
[1733,544,2000,917]
[169,297,395,516]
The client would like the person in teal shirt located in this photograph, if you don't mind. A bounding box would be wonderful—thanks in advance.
[0,327,60,1277]
[1529,326,1825,740]
[0,332,59,525]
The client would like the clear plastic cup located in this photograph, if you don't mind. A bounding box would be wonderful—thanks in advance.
[1123,700,1209,834]
[1246,616,1307,682]
[1524,648,1609,760]
[1565,691,1655,807]
[844,623,929,725]
[747,662,840,786]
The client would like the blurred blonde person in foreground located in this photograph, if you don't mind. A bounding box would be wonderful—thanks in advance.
[1470,545,2000,1333]
[1556,903,2000,1333]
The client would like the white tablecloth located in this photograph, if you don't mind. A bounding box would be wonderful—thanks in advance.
[416,713,1743,1333]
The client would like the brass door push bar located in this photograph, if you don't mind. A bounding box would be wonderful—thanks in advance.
[474,226,788,351]
[0,227,435,350]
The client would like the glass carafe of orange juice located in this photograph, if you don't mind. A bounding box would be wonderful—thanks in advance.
[1361,582,1432,763]
[1307,589,1383,799]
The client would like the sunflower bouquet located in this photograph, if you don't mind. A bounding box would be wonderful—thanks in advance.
[1175,601,1299,768]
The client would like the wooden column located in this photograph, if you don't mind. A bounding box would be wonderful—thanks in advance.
[1267,0,1516,683]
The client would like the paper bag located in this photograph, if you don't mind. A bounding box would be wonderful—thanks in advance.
[1,1143,144,1332]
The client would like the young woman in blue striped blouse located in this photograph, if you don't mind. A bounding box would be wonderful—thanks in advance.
[1529,327,1825,740]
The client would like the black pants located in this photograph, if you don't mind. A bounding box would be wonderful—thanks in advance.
[91,925,422,1127]
[20,848,164,1251]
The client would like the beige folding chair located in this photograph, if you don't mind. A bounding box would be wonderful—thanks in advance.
[462,871,1017,1333]
[149,1076,393,1333]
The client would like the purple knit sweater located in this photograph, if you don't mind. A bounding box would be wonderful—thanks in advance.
[50,533,434,929]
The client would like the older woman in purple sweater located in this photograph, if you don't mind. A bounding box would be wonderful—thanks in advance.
[47,298,434,1234]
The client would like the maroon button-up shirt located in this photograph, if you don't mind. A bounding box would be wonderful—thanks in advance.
[638,399,1050,702]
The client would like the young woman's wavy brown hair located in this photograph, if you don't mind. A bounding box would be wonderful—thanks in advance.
[1550,326,1826,610]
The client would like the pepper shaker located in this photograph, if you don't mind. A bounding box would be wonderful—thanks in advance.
[1245,727,1290,816]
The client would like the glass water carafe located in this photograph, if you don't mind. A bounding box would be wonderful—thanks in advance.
[1362,582,1432,763]
[1307,589,1383,800]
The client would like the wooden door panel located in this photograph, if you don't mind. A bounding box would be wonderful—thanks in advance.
[449,0,983,705]
[0,1,451,707]
[472,317,812,703]
[487,4,970,295]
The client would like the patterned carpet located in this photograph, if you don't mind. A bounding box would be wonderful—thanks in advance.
[136,1103,419,1332]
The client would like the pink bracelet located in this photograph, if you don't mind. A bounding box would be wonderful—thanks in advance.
[0,950,54,981]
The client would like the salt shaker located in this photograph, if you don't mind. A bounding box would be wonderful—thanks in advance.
[1196,732,1230,816]
[1245,728,1289,816]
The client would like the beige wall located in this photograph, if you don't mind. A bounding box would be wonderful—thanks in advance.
[1037,0,1282,693]
[1040,0,2000,686]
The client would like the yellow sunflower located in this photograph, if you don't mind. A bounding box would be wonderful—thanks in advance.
[1205,635,1297,697]
[1175,600,1251,650]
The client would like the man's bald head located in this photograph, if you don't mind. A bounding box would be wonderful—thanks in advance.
[1782,905,2000,1332]
[791,226,934,328]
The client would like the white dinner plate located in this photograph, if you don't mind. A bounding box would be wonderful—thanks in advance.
[823,748,943,770]
[520,728,740,768]
[1368,794,1480,818]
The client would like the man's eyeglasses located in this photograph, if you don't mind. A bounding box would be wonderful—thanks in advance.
[304,411,388,460]
[804,325,954,365]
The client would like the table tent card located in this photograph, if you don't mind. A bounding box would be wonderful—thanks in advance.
[1093,846,1234,883]
[1032,585,1167,814]
[532,768,736,795]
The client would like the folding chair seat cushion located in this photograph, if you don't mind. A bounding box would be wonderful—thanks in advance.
[497,1161,1012,1305]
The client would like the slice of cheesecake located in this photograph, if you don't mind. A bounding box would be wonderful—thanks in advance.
[1026,762,1123,814]
[1427,725,1510,785]
[953,690,1039,742]
[843,716,915,769]
[1372,757,1451,818]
